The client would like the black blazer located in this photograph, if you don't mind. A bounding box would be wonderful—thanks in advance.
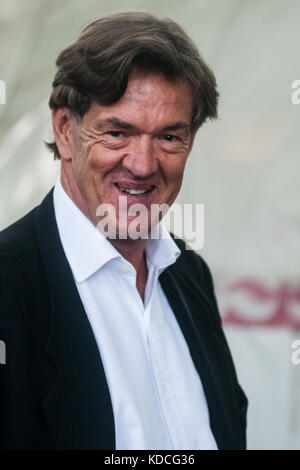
[0,189,247,450]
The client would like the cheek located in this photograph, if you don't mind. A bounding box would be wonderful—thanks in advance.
[88,142,124,173]
[162,156,187,185]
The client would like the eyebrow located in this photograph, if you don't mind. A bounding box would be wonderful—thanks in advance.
[94,117,190,134]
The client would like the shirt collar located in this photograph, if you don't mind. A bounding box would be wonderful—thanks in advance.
[53,176,181,283]
[145,222,181,274]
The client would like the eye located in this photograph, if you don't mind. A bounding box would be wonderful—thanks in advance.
[106,131,123,138]
[163,134,179,142]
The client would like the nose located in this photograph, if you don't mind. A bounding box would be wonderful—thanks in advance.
[121,135,158,178]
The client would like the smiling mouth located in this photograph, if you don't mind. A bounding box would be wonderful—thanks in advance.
[115,183,155,196]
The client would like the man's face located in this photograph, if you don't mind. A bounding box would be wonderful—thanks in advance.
[55,70,195,237]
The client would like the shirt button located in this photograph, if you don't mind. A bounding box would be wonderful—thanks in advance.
[161,384,167,393]
[120,264,129,273]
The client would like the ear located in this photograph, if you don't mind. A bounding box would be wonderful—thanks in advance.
[51,107,74,161]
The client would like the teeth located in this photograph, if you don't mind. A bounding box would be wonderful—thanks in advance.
[119,187,150,195]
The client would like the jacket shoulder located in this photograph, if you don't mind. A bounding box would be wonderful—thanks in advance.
[171,235,216,292]
[169,234,222,326]
[0,206,43,287]
[0,207,38,255]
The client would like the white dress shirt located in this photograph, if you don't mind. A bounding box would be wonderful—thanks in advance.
[53,177,217,450]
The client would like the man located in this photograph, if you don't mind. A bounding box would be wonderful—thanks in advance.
[0,12,247,449]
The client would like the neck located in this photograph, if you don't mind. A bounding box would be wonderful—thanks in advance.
[109,238,147,272]
[110,238,149,303]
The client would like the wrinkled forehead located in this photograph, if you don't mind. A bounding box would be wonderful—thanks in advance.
[81,71,194,133]
[125,69,193,106]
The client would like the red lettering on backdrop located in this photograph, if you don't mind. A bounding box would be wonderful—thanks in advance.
[221,280,300,327]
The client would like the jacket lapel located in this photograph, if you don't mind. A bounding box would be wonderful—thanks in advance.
[34,189,115,449]
[160,267,244,450]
